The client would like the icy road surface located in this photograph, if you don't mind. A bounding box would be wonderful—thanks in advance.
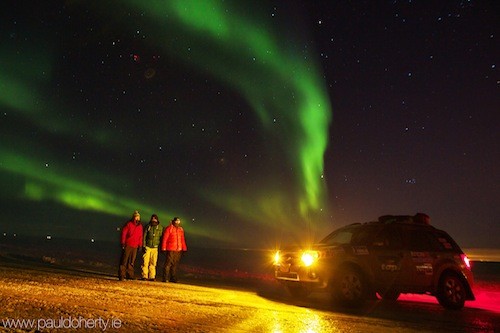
[0,263,498,332]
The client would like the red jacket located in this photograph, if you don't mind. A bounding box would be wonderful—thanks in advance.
[121,220,143,248]
[161,225,187,251]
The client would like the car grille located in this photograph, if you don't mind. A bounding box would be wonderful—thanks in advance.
[275,271,299,280]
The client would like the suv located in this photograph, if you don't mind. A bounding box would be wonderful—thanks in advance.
[273,214,475,309]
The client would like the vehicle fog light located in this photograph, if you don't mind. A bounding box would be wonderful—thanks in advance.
[273,251,280,265]
[301,251,319,267]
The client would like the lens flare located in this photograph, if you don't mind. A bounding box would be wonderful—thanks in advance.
[301,251,319,267]
[274,251,281,265]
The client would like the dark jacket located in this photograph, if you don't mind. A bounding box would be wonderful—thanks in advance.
[143,223,163,248]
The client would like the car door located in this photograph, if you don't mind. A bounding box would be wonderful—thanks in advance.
[399,226,441,289]
[367,225,406,291]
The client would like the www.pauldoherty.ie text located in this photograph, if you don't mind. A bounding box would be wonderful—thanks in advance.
[2,316,122,331]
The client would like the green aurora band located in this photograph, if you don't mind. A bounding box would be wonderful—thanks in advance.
[0,0,332,242]
[120,0,332,219]
[0,145,228,242]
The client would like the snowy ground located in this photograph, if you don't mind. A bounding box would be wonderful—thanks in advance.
[0,261,284,332]
[0,256,499,332]
[0,238,499,332]
[0,260,409,333]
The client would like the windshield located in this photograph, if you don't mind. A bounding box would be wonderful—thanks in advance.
[319,226,358,245]
[319,224,383,246]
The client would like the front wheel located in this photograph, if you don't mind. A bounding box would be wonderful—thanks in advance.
[332,267,366,307]
[436,273,466,310]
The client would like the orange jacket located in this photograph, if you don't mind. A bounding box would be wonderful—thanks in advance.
[161,225,187,251]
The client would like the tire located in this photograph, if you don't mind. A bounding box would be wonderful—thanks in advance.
[436,273,466,310]
[377,289,400,301]
[332,267,366,307]
[286,284,310,299]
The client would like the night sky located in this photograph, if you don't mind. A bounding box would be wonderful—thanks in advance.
[0,1,498,248]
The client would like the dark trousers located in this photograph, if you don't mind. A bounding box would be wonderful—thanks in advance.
[163,251,182,282]
[119,246,138,279]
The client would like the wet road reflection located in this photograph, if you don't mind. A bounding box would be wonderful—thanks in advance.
[255,284,499,333]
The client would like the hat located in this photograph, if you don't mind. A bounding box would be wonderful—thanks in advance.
[132,210,140,218]
[150,214,159,224]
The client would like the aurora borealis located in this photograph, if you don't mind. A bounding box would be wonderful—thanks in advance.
[1,0,331,245]
[0,1,498,248]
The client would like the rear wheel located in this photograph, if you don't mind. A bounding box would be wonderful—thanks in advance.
[436,273,466,310]
[332,267,366,307]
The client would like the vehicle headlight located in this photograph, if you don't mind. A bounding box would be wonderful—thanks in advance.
[301,251,319,267]
[273,251,281,265]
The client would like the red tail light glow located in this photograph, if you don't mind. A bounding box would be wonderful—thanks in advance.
[461,254,471,270]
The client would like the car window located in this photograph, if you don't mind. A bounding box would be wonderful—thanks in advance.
[320,229,355,245]
[351,225,380,246]
[407,228,442,251]
[434,231,460,251]
[370,226,403,249]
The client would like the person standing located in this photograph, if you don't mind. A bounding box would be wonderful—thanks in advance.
[161,217,187,283]
[119,210,143,281]
[141,214,163,281]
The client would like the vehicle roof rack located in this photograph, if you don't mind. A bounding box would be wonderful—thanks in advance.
[378,215,412,223]
[378,213,430,225]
